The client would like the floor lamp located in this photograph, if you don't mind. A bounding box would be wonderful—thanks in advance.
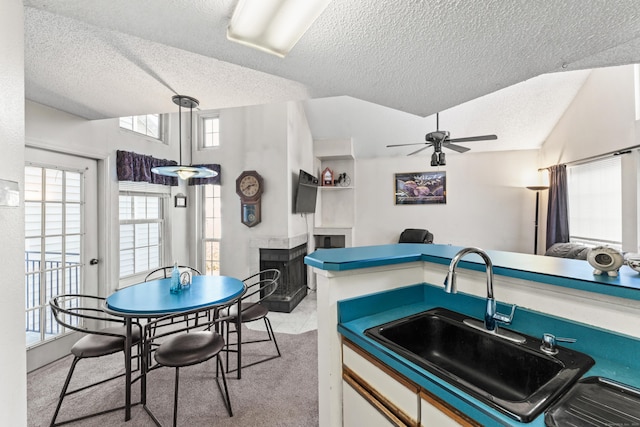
[526,186,549,254]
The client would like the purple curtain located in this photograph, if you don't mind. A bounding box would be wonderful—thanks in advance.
[116,150,178,186]
[189,164,221,186]
[545,164,570,249]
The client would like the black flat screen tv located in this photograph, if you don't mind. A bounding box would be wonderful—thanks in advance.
[294,169,319,213]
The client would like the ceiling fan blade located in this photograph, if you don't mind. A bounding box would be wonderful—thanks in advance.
[443,142,470,153]
[407,145,431,156]
[386,142,427,147]
[448,134,498,143]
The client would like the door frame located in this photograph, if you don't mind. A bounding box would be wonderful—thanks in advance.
[24,146,105,372]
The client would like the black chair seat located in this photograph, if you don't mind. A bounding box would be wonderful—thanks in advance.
[155,331,224,368]
[72,326,141,359]
[229,303,268,322]
[144,307,234,425]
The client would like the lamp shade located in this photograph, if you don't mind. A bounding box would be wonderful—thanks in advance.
[151,95,217,181]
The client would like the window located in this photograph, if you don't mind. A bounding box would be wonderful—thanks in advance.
[567,157,622,249]
[25,166,83,346]
[202,116,220,148]
[119,114,162,139]
[119,192,164,277]
[203,185,221,275]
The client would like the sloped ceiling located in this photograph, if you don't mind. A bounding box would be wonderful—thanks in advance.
[23,1,640,153]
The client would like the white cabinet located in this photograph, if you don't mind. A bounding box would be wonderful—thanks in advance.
[343,378,404,426]
[342,340,419,426]
[342,339,480,427]
[420,390,479,427]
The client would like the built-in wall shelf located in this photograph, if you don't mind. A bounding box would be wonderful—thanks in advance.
[314,138,356,234]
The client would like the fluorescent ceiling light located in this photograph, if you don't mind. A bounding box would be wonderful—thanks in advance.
[227,0,331,58]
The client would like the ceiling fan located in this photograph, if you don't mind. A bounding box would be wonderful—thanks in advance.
[386,113,497,166]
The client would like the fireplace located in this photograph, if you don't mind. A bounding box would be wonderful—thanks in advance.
[259,243,307,313]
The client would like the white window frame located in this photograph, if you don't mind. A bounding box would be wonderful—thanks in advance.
[199,113,220,149]
[24,164,85,348]
[119,113,165,141]
[118,182,171,286]
[201,184,222,275]
[567,156,622,250]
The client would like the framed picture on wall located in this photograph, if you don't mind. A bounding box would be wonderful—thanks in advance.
[394,171,446,205]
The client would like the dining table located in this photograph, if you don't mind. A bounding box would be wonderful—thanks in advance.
[104,274,246,421]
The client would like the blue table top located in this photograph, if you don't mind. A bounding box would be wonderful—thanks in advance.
[105,275,245,316]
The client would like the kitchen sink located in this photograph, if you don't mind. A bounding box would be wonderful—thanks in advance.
[364,307,594,422]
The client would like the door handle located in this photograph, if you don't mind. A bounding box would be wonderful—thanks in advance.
[90,258,99,265]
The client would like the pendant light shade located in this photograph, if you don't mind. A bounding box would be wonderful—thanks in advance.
[151,95,217,180]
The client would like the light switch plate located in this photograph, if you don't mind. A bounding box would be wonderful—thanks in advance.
[0,179,19,207]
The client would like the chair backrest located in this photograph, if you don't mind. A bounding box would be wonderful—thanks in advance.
[49,294,134,339]
[144,265,202,282]
[241,268,281,306]
[399,228,434,244]
[144,299,237,345]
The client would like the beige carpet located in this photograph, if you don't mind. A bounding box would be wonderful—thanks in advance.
[28,328,319,426]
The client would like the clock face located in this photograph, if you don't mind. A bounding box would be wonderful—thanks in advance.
[239,175,260,198]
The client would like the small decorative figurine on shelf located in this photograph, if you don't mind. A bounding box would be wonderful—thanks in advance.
[180,270,192,289]
[322,167,334,186]
[335,172,351,187]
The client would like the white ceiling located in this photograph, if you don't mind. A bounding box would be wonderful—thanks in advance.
[23,1,640,153]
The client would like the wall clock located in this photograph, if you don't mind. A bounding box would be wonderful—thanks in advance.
[236,170,264,227]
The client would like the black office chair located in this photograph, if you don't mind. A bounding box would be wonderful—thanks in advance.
[399,228,434,244]
[224,268,281,373]
[49,294,142,426]
[144,265,201,282]
[142,305,234,427]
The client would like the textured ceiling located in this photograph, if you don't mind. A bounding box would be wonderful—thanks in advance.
[22,1,640,153]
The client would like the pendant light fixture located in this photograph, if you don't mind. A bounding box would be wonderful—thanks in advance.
[151,95,217,181]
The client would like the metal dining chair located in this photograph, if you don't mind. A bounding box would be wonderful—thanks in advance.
[144,265,202,331]
[144,265,201,282]
[49,294,142,426]
[142,304,235,427]
[224,268,282,373]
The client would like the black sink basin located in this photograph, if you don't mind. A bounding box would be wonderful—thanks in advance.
[364,307,594,422]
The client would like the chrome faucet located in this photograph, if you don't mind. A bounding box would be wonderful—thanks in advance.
[444,247,516,331]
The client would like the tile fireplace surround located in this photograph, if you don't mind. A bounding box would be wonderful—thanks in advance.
[250,234,309,312]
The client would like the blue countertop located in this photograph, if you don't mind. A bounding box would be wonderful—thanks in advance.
[305,244,640,301]
[338,283,640,426]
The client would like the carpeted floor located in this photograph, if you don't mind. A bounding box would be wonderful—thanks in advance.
[28,328,319,427]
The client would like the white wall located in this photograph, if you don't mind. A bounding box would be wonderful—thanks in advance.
[193,101,314,280]
[355,150,539,252]
[25,101,192,291]
[540,65,636,166]
[0,1,27,424]
[539,64,639,251]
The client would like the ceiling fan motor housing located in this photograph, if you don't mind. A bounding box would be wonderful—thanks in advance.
[426,130,449,142]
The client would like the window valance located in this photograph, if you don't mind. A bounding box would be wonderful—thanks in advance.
[116,150,178,186]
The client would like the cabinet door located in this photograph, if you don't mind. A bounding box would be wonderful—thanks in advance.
[342,340,419,425]
[343,377,407,427]
[420,390,481,427]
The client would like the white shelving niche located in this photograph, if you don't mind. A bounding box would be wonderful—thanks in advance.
[313,138,355,248]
